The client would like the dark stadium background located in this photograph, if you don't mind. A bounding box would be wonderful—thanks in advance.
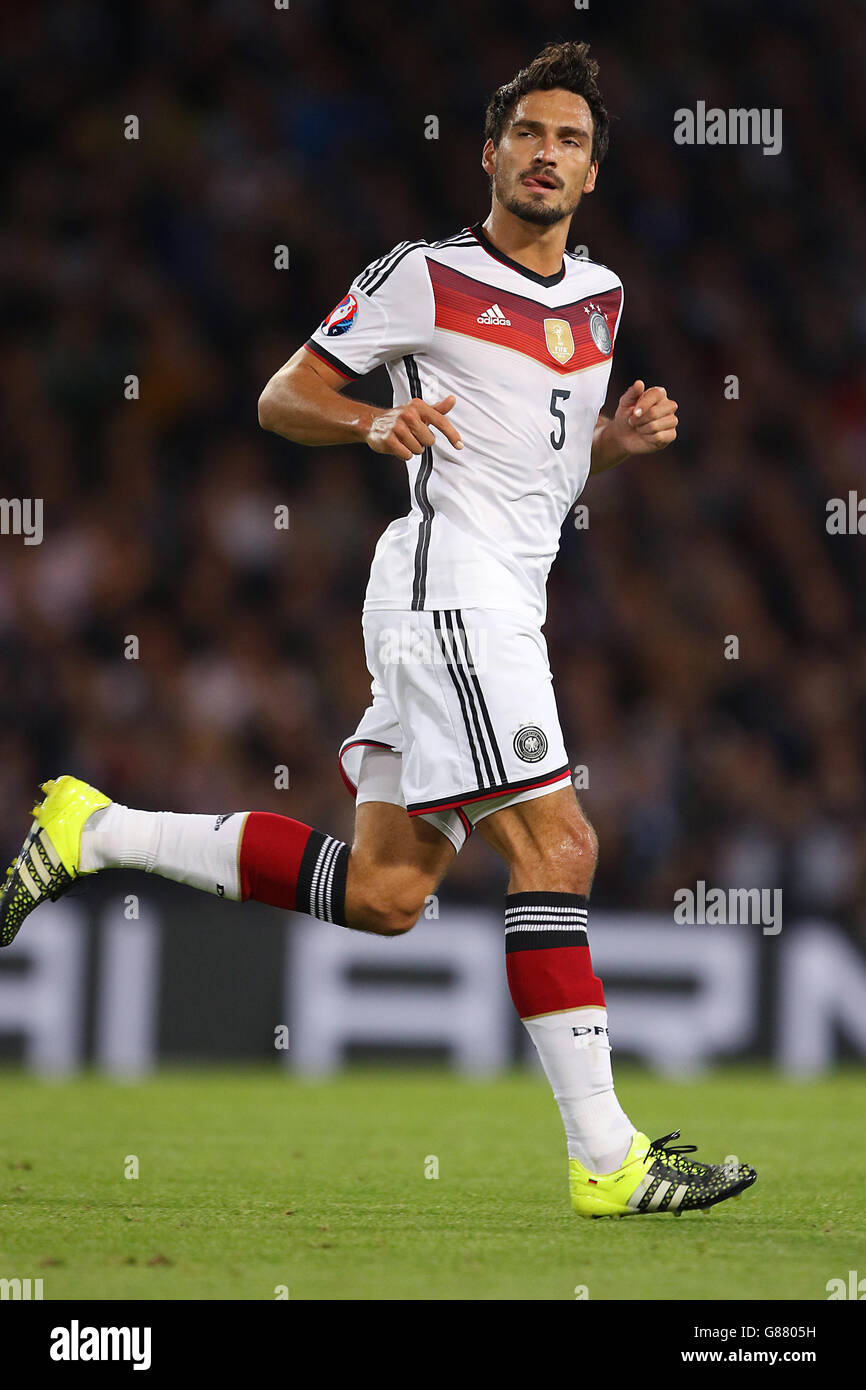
[1,0,865,1070]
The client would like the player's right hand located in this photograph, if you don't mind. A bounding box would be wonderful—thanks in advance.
[365,395,463,459]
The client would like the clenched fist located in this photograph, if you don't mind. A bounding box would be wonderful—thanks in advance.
[612,380,679,454]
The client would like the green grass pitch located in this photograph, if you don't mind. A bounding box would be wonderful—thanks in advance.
[0,1066,863,1301]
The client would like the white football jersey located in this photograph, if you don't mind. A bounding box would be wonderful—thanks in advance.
[305,224,624,625]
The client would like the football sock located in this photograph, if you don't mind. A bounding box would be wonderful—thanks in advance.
[80,804,246,898]
[505,891,635,1174]
[80,805,349,925]
[238,812,348,925]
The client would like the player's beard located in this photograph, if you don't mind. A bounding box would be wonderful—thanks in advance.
[497,169,581,227]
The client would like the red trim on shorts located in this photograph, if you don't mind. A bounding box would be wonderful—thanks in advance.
[406,765,572,817]
[456,807,473,837]
[336,740,474,844]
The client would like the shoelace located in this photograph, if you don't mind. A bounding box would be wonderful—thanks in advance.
[648,1129,708,1177]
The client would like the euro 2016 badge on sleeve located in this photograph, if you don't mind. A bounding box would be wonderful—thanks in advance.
[321,293,359,336]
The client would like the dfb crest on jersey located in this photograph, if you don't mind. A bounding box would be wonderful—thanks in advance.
[588,309,612,356]
[513,725,548,763]
[543,318,575,365]
[322,292,358,336]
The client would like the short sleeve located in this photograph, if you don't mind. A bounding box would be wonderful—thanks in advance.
[304,242,435,381]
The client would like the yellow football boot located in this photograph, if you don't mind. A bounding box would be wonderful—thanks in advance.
[569,1129,757,1217]
[0,775,111,947]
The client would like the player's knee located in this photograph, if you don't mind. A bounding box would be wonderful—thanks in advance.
[376,905,422,936]
[513,814,598,892]
[347,880,428,937]
[360,900,424,937]
[580,816,599,868]
[561,817,598,884]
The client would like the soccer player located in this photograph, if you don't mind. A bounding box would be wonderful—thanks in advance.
[3,41,755,1217]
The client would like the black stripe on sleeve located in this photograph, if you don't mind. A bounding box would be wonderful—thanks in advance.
[362,240,427,297]
[303,340,357,379]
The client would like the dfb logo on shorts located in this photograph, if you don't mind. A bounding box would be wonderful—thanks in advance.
[513,725,547,763]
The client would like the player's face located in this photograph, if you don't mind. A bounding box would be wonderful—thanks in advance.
[484,89,598,227]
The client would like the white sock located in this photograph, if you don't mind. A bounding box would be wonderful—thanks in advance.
[523,1006,635,1173]
[80,804,249,901]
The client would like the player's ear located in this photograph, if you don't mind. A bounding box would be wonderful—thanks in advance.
[583,160,598,194]
[481,138,496,179]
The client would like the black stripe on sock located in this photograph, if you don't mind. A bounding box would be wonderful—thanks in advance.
[505,891,590,953]
[505,929,590,954]
[296,830,328,916]
[328,842,349,927]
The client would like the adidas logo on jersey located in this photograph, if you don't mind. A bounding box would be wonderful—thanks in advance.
[477,303,511,326]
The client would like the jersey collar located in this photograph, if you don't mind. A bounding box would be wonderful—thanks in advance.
[469,222,567,288]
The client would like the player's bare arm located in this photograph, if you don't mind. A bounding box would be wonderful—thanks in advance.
[258,346,462,460]
[590,379,679,474]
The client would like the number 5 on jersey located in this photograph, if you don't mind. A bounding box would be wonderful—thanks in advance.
[549,389,571,451]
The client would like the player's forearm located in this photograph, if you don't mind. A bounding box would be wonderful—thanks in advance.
[589,413,630,474]
[257,362,377,446]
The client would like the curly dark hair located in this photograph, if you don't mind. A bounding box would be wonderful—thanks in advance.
[484,41,610,166]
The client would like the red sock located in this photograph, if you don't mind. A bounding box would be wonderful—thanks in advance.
[504,892,604,1017]
[239,813,349,925]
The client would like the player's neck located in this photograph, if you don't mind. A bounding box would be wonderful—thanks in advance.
[481,207,570,279]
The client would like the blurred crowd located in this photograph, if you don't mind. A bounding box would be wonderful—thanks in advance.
[1,0,865,934]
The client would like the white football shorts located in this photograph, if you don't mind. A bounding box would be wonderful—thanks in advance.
[339,608,574,852]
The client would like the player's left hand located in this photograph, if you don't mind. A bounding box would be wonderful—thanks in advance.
[611,380,678,454]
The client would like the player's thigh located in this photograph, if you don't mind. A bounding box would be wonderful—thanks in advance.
[352,799,456,876]
[477,785,598,892]
[347,800,456,924]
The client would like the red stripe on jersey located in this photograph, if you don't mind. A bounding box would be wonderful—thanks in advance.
[426,258,622,375]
